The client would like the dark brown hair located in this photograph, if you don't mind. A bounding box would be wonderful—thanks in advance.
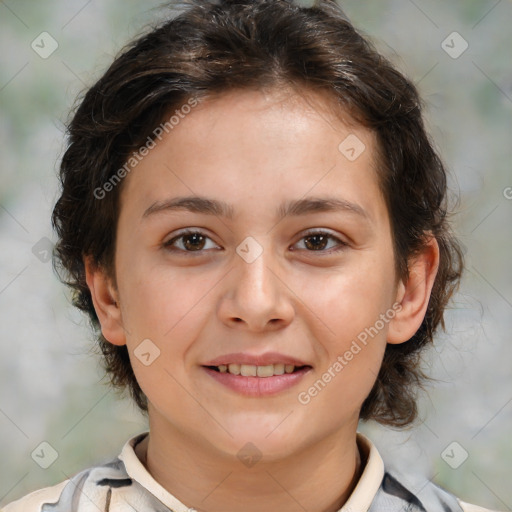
[52,0,464,427]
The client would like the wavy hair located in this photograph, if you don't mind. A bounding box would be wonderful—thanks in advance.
[52,0,464,427]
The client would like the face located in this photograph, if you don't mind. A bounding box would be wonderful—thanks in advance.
[96,88,410,459]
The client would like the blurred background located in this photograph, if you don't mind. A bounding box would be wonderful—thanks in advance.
[0,0,511,509]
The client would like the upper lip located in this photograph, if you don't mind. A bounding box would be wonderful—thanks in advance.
[203,352,311,367]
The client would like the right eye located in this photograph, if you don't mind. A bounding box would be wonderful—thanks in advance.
[163,229,221,254]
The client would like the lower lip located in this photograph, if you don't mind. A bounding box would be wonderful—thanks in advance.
[202,366,311,396]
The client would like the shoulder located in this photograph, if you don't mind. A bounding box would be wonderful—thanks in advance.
[1,480,69,512]
[376,471,502,512]
[1,433,155,512]
[458,501,502,512]
[356,433,501,512]
[1,458,132,512]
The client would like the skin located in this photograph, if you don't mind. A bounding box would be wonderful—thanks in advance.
[85,87,439,512]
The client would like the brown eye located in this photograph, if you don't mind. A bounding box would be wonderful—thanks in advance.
[164,230,218,253]
[182,233,206,251]
[304,233,330,251]
[293,231,347,253]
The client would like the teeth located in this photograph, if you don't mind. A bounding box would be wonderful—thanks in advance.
[228,363,241,375]
[241,364,257,377]
[273,363,285,375]
[216,363,302,377]
[256,365,274,377]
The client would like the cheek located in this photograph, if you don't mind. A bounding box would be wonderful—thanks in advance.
[118,261,218,346]
[295,262,394,404]
[118,266,212,409]
[299,263,396,342]
[296,276,391,420]
[296,345,385,431]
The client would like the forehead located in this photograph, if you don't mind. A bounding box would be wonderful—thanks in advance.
[173,86,366,154]
[118,87,386,224]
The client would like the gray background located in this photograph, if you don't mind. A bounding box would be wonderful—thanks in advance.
[1,0,511,509]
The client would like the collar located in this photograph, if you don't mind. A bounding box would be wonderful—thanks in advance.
[119,431,385,512]
[340,432,385,511]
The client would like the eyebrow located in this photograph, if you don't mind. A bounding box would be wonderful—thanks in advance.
[142,195,369,222]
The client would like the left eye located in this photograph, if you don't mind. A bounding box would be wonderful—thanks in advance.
[163,230,346,254]
[293,231,347,252]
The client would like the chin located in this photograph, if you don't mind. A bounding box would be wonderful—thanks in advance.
[209,417,303,460]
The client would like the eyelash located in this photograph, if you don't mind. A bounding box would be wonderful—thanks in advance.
[163,228,348,255]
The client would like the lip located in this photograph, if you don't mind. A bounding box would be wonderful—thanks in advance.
[202,352,310,367]
[202,365,311,397]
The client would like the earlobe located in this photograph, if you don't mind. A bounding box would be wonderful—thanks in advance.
[387,236,440,345]
[84,256,127,346]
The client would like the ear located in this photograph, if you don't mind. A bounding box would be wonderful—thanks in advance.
[84,256,127,346]
[387,235,440,344]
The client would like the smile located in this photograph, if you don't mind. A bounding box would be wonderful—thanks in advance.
[207,363,308,377]
[202,364,312,396]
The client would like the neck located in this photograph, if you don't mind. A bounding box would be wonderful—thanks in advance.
[136,415,364,512]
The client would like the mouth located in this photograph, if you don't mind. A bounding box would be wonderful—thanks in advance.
[201,352,313,396]
[205,363,311,378]
[204,363,311,377]
[201,359,312,396]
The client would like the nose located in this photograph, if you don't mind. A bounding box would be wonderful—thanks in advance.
[218,245,295,332]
